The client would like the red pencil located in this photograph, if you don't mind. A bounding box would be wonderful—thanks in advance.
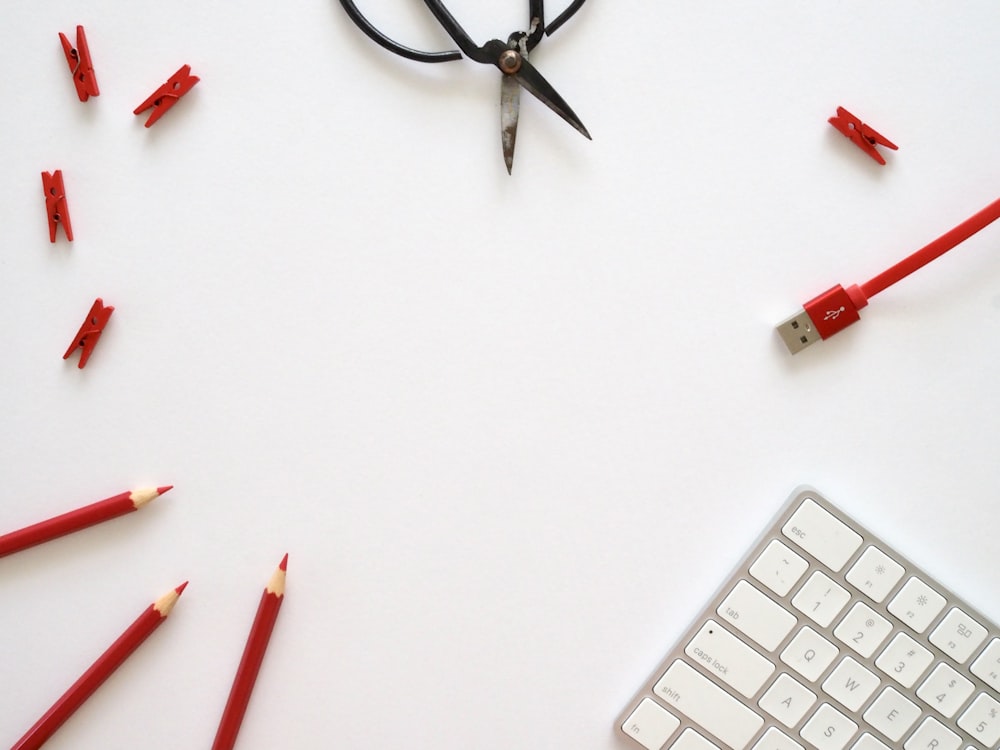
[211,555,288,750]
[12,582,187,750]
[0,486,171,557]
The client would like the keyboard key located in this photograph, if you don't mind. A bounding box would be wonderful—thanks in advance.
[622,698,680,750]
[887,577,946,633]
[685,621,775,698]
[752,727,803,750]
[903,717,961,750]
[671,728,721,750]
[970,638,1000,691]
[800,703,858,750]
[791,572,850,628]
[956,693,1000,746]
[844,546,905,603]
[750,540,809,597]
[863,687,921,742]
[915,663,974,718]
[618,488,1000,750]
[873,632,933,689]
[780,627,840,683]
[833,603,892,658]
[653,660,764,750]
[782,499,863,572]
[821,657,880,712]
[928,608,988,664]
[758,673,816,728]
[848,733,890,750]
[718,581,797,652]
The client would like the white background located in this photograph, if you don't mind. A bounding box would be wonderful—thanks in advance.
[2,2,999,748]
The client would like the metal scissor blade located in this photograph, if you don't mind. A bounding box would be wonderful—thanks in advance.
[513,58,591,140]
[501,74,521,174]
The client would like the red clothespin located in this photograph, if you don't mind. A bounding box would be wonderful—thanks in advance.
[42,170,73,243]
[64,298,114,368]
[133,64,199,127]
[58,25,99,101]
[828,106,898,165]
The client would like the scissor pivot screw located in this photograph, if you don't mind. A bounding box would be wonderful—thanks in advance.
[498,49,522,75]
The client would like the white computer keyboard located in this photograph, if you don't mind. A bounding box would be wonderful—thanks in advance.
[618,487,1000,750]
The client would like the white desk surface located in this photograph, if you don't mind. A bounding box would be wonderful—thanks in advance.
[2,2,999,748]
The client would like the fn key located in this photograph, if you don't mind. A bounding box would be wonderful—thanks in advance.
[621,698,680,750]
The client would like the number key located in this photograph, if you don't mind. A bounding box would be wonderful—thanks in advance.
[792,572,850,628]
[957,693,1000,747]
[874,632,933,689]
[915,663,974,718]
[833,603,892,658]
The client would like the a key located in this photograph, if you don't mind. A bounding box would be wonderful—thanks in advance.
[758,673,816,728]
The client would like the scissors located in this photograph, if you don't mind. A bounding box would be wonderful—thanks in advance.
[340,0,591,173]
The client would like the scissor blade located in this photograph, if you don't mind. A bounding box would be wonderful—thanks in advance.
[513,58,591,140]
[500,74,521,174]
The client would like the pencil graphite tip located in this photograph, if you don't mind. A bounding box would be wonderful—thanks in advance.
[175,581,189,595]
[279,553,289,571]
[157,485,174,495]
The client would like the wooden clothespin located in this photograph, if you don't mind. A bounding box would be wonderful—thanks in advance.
[134,64,199,127]
[64,298,114,368]
[42,170,73,243]
[829,106,898,165]
[59,25,99,101]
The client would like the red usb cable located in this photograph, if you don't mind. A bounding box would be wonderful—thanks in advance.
[777,197,1000,353]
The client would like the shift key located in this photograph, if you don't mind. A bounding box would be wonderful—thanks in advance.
[653,660,764,750]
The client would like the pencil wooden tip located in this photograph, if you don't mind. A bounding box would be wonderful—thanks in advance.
[157,485,174,495]
[266,560,287,597]
[154,582,188,616]
[131,486,170,509]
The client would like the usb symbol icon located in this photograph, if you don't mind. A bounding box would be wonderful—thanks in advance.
[824,307,846,321]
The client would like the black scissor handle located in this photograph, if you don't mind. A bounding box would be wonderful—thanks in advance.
[338,0,462,62]
[544,0,586,36]
[338,0,587,64]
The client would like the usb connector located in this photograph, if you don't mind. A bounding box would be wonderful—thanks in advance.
[776,285,866,354]
[776,309,822,354]
[775,197,1000,355]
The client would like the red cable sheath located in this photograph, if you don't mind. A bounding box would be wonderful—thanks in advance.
[860,197,1000,299]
